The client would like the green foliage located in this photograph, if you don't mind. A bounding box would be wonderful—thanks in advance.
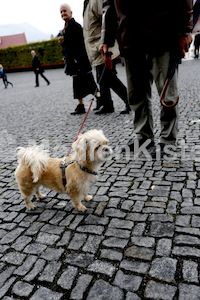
[0,39,64,69]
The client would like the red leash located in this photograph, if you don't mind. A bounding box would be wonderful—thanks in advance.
[160,54,181,108]
[160,78,179,108]
[65,99,94,157]
[64,62,109,158]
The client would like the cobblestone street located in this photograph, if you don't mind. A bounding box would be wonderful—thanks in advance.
[0,60,200,299]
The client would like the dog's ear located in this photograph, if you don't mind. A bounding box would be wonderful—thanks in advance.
[72,135,87,160]
[98,130,108,144]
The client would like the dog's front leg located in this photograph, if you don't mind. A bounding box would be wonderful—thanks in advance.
[71,196,86,212]
[24,196,36,210]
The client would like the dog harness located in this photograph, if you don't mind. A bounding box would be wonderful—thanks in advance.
[60,159,97,187]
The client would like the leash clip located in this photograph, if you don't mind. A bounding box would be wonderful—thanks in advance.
[61,157,66,165]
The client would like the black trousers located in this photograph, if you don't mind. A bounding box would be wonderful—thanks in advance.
[195,45,199,58]
[35,71,49,86]
[2,76,12,88]
[96,63,128,110]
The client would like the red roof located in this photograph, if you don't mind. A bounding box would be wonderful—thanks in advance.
[0,33,27,49]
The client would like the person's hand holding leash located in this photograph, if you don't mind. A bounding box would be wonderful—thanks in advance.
[99,43,109,55]
[179,34,193,57]
[99,44,113,70]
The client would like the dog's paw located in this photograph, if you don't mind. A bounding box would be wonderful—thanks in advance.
[75,203,86,212]
[84,194,93,202]
[26,202,36,210]
[36,193,46,200]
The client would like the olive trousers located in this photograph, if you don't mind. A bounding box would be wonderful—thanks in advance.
[125,51,178,145]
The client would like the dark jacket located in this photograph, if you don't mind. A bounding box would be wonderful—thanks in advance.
[32,55,44,74]
[62,18,92,76]
[101,0,193,55]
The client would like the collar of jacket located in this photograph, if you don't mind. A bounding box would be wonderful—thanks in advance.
[65,17,75,29]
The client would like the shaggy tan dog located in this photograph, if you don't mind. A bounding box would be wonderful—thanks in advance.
[15,129,112,212]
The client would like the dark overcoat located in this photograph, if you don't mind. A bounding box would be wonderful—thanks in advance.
[63,18,92,75]
[32,55,44,74]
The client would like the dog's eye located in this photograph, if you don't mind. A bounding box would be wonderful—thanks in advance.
[95,145,101,151]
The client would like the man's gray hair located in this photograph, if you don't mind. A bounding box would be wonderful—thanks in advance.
[60,3,72,12]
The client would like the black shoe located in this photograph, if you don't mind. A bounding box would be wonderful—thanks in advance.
[35,85,39,87]
[47,82,50,85]
[95,106,114,114]
[120,106,131,114]
[151,143,177,159]
[71,104,86,115]
[93,97,103,111]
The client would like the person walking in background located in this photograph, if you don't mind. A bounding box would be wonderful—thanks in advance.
[58,3,99,115]
[83,0,130,114]
[0,64,13,88]
[31,50,50,87]
[100,0,193,157]
[194,32,200,58]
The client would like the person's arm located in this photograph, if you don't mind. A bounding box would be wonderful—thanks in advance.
[36,57,40,71]
[99,0,118,54]
[179,35,193,57]
[58,29,65,45]
[177,0,193,57]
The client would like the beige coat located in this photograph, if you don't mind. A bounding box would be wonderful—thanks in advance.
[83,0,120,67]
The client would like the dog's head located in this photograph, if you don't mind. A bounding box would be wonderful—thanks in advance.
[72,129,113,164]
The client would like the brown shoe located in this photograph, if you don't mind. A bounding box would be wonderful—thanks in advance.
[71,104,86,115]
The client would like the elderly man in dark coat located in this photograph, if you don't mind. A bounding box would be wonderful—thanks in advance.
[58,3,99,115]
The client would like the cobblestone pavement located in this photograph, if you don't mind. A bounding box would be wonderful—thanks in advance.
[0,60,200,300]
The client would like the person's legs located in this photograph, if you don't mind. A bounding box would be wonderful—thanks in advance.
[71,98,85,115]
[195,45,199,58]
[3,77,8,88]
[6,78,13,87]
[35,72,39,86]
[99,78,113,110]
[109,64,130,113]
[95,64,114,113]
[40,71,50,85]
[153,52,178,145]
[71,75,86,115]
[125,53,154,143]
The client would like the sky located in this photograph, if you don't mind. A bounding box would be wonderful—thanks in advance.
[0,0,83,36]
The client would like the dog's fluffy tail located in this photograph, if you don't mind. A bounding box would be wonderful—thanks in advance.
[16,146,49,183]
